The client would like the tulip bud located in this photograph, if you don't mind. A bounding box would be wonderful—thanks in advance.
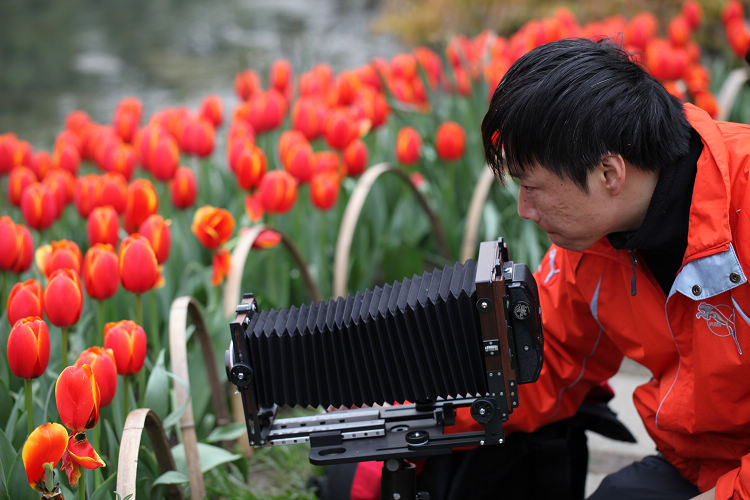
[199,95,224,127]
[8,166,37,207]
[149,135,180,181]
[124,178,158,233]
[118,234,159,294]
[96,172,128,214]
[7,279,44,326]
[83,244,120,301]
[244,194,264,222]
[235,69,261,101]
[20,182,57,231]
[191,206,235,250]
[324,108,358,150]
[30,150,53,180]
[76,347,118,407]
[104,320,147,375]
[11,223,34,274]
[395,126,422,165]
[36,240,82,277]
[258,170,298,214]
[310,172,341,211]
[87,205,120,247]
[270,59,293,93]
[55,364,100,432]
[7,317,50,379]
[139,214,171,265]
[234,143,267,190]
[169,166,197,209]
[291,98,324,140]
[43,269,83,328]
[283,141,315,184]
[343,139,368,177]
[0,216,20,271]
[74,174,100,218]
[435,121,466,161]
[22,422,68,492]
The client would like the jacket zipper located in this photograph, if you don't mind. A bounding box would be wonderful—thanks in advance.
[629,250,638,296]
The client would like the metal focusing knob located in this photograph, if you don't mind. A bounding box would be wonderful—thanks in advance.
[405,430,429,446]
[470,398,496,424]
[230,364,253,388]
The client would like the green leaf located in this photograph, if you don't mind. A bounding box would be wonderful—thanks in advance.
[7,452,37,500]
[0,429,15,494]
[204,422,246,443]
[90,472,118,500]
[143,351,169,420]
[152,470,189,487]
[171,442,241,475]
[0,381,11,437]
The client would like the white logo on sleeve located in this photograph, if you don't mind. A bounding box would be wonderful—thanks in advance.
[696,302,741,355]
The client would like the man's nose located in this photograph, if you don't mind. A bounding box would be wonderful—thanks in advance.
[517,190,539,222]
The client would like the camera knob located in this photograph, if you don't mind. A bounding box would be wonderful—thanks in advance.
[470,398,496,424]
[230,364,253,388]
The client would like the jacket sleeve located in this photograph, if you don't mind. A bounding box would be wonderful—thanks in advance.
[715,455,750,499]
[450,244,625,434]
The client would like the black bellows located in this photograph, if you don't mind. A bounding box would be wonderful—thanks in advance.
[244,259,487,409]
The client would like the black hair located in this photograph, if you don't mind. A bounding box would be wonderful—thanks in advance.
[481,38,692,190]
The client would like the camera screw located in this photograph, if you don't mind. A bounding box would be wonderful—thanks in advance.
[477,298,491,312]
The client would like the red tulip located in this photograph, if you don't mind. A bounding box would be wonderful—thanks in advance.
[76,347,118,407]
[83,244,120,300]
[252,229,282,249]
[395,126,422,165]
[37,240,82,277]
[139,214,171,265]
[324,108,358,150]
[435,121,466,161]
[87,205,120,247]
[343,139,368,177]
[55,364,100,432]
[270,59,293,93]
[104,320,147,375]
[20,182,57,230]
[118,234,159,294]
[244,194,264,222]
[148,135,180,181]
[0,216,20,271]
[680,0,701,29]
[211,248,231,286]
[182,118,215,157]
[0,133,19,175]
[283,141,315,184]
[234,69,261,101]
[74,174,99,218]
[65,110,91,135]
[43,269,83,328]
[199,94,224,127]
[7,279,43,325]
[625,12,659,50]
[191,205,235,250]
[725,18,750,60]
[11,223,34,274]
[8,166,37,206]
[169,166,197,209]
[310,172,341,211]
[61,433,105,486]
[42,169,75,218]
[22,422,68,492]
[258,170,298,214]
[124,178,158,233]
[721,0,744,25]
[30,150,53,180]
[313,150,344,178]
[7,317,50,379]
[234,143,267,190]
[291,97,324,140]
[333,70,362,106]
[277,129,308,162]
[693,91,718,118]
[668,15,691,47]
[104,142,137,181]
[52,142,80,176]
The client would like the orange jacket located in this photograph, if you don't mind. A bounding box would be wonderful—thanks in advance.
[455,104,750,497]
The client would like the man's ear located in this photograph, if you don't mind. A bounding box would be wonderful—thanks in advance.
[598,154,627,196]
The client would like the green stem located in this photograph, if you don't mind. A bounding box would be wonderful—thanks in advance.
[62,327,69,368]
[149,289,160,357]
[25,379,33,435]
[78,468,85,500]
[97,300,105,346]
[92,424,102,490]
[123,376,130,422]
[135,293,143,327]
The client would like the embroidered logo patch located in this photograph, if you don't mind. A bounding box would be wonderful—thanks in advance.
[696,302,742,355]
[542,248,561,286]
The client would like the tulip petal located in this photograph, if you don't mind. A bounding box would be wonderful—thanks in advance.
[67,433,106,470]
[22,422,68,491]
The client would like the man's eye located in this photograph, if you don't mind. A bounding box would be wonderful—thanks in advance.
[522,186,534,192]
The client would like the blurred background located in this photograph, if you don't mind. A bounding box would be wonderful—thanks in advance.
[0,0,732,149]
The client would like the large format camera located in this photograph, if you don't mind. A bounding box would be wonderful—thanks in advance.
[226,238,542,471]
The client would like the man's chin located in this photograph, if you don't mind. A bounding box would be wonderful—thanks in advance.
[547,233,591,253]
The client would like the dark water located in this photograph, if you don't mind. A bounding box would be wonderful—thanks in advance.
[0,0,404,148]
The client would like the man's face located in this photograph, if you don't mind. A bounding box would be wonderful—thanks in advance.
[515,164,616,252]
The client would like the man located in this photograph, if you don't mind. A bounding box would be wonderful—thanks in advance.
[479,37,750,499]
